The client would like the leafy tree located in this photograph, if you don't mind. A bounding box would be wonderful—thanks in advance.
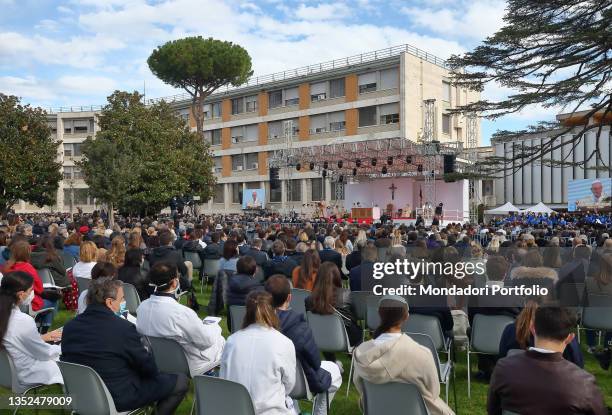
[78,91,215,223]
[448,0,611,175]
[148,36,253,137]
[0,94,62,217]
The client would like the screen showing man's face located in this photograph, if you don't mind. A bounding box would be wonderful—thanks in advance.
[592,182,603,198]
[252,191,257,200]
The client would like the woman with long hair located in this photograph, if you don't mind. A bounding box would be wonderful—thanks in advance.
[219,239,239,273]
[3,240,57,332]
[118,249,150,300]
[63,232,82,260]
[221,291,296,415]
[499,299,583,367]
[353,296,454,415]
[292,249,321,291]
[0,271,63,389]
[338,230,353,253]
[307,262,360,360]
[30,234,69,287]
[105,236,126,268]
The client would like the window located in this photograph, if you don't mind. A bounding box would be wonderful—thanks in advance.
[211,102,221,118]
[232,183,242,204]
[63,189,72,206]
[213,184,224,203]
[232,155,245,171]
[231,126,243,144]
[63,144,72,157]
[213,157,222,173]
[178,112,189,123]
[331,181,345,200]
[311,178,325,201]
[329,78,345,98]
[379,103,400,124]
[63,166,73,179]
[269,90,282,109]
[442,81,451,102]
[244,124,258,142]
[268,119,299,139]
[207,129,221,146]
[358,72,377,93]
[310,114,327,134]
[328,111,346,132]
[442,113,451,134]
[64,120,72,134]
[246,153,259,170]
[48,122,57,133]
[231,97,244,115]
[310,82,327,102]
[245,95,258,113]
[359,106,377,127]
[73,188,88,204]
[269,184,282,203]
[204,104,212,119]
[380,68,399,90]
[284,87,299,106]
[286,180,301,202]
[73,168,84,179]
[73,120,89,133]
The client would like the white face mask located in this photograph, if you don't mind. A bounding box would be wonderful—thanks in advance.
[21,290,35,306]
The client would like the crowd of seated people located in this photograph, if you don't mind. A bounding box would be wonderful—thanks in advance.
[0,209,611,414]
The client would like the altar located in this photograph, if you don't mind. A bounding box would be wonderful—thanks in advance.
[351,207,381,221]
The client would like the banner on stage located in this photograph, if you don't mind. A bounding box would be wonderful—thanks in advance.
[242,188,266,209]
[567,178,611,211]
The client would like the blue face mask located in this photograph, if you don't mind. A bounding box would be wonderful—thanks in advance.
[115,300,127,317]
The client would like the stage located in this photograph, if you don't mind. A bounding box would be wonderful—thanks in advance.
[343,177,470,223]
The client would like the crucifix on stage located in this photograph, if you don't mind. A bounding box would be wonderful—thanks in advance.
[389,183,397,200]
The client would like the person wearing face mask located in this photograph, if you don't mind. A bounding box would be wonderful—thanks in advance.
[61,277,188,415]
[0,271,63,391]
[136,262,225,376]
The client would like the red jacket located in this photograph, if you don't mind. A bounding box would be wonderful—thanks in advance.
[4,261,44,311]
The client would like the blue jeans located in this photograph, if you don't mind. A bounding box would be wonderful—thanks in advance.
[39,298,58,328]
[586,330,612,348]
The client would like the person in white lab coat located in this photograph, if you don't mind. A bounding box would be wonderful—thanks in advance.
[136,261,224,376]
[0,271,63,391]
[221,290,297,415]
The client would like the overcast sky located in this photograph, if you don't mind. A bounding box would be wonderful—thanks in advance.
[0,0,560,145]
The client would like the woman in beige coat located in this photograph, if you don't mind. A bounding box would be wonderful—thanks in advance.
[353,296,454,415]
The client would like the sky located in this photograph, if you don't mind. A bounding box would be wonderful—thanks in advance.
[0,0,560,145]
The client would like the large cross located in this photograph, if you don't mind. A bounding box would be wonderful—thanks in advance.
[389,183,397,200]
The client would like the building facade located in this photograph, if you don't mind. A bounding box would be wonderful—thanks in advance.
[492,110,612,209]
[15,44,481,214]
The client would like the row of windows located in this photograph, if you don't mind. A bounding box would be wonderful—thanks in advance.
[63,166,84,180]
[203,104,400,146]
[211,179,342,204]
[200,68,400,121]
[63,188,93,206]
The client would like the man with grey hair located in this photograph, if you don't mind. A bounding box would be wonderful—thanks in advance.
[245,237,269,266]
[61,278,188,415]
[262,239,298,280]
[317,235,342,272]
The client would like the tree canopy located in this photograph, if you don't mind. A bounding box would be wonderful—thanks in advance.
[448,0,611,174]
[148,36,252,136]
[78,91,216,220]
[0,94,62,217]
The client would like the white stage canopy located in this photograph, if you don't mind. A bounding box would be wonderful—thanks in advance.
[521,202,555,214]
[484,202,521,215]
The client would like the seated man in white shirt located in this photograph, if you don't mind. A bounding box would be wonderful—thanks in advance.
[136,261,225,376]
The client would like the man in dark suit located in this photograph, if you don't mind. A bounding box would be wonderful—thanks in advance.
[263,240,298,280]
[244,238,269,266]
[349,245,377,291]
[345,239,364,272]
[61,278,188,414]
[147,229,190,289]
[488,306,606,415]
[202,232,222,259]
[318,236,342,272]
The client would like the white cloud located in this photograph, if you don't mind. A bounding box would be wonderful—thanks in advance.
[402,0,506,41]
[0,32,125,68]
[57,75,118,94]
[294,3,351,20]
[34,19,60,32]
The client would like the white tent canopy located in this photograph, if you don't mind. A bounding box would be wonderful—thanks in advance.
[521,202,555,214]
[484,202,521,215]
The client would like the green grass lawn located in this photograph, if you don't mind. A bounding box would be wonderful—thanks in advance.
[2,274,612,414]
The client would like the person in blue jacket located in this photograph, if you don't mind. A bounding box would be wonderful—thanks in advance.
[61,277,188,414]
[265,275,342,415]
[498,299,584,368]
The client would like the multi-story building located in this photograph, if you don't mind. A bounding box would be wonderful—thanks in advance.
[15,44,481,214]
